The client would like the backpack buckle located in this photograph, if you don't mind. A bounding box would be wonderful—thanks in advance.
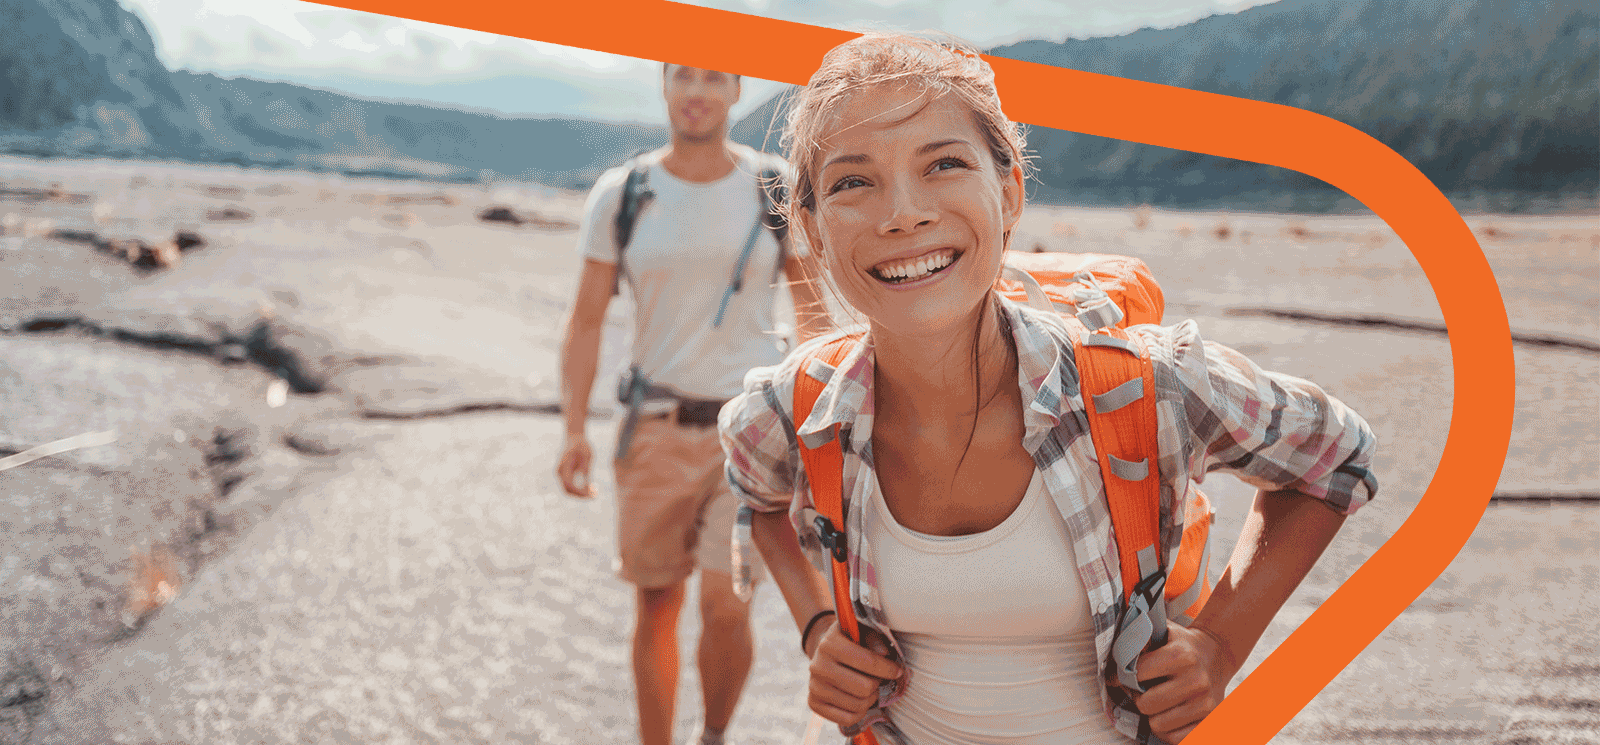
[1132,568,1167,605]
[814,516,848,563]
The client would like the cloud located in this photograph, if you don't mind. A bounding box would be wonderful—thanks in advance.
[117,0,1276,121]
[679,0,1278,45]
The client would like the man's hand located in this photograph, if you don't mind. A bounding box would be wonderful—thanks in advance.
[557,435,597,498]
[805,621,901,728]
[1129,622,1239,742]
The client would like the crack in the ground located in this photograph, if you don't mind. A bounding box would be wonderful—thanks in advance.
[0,657,50,745]
[282,433,341,457]
[8,314,328,393]
[1490,491,1600,503]
[359,401,571,420]
[1224,307,1600,354]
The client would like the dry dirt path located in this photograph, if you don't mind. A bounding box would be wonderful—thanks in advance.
[31,415,818,745]
[4,156,1596,744]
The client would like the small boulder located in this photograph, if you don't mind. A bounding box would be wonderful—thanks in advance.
[206,207,253,222]
[477,206,523,225]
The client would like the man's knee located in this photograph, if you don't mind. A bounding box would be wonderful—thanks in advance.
[698,573,751,631]
[637,582,687,626]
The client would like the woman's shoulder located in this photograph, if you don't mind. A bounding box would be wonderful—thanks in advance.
[727,326,866,419]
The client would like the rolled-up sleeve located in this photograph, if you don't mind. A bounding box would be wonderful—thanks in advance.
[718,362,802,515]
[1149,320,1379,515]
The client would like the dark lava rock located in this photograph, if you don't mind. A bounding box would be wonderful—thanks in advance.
[205,207,253,222]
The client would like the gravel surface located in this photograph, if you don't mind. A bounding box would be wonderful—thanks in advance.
[2,155,1595,744]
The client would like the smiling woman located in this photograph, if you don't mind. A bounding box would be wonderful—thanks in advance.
[798,88,1022,340]
[718,31,1381,745]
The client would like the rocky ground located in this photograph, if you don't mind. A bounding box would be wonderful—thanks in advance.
[1,154,1596,744]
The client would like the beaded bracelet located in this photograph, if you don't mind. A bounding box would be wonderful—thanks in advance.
[800,610,837,656]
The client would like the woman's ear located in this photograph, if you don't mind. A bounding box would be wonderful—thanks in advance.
[1001,162,1025,233]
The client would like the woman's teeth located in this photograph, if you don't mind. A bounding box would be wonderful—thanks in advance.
[872,250,958,283]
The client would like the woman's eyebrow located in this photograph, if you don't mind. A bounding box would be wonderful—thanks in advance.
[918,139,972,155]
[821,153,869,171]
[822,139,973,172]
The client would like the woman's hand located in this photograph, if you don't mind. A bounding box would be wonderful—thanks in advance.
[1128,622,1239,743]
[1127,489,1348,741]
[805,621,902,727]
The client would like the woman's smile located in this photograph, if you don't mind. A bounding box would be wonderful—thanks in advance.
[868,248,964,286]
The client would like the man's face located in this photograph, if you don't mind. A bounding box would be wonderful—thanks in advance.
[663,64,741,142]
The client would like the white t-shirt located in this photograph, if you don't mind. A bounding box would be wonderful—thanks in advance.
[866,469,1126,744]
[577,145,793,400]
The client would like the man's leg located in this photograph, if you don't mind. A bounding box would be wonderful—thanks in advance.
[686,432,767,742]
[697,569,754,734]
[635,580,687,745]
[615,417,707,745]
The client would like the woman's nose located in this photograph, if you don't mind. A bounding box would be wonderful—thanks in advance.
[878,182,938,235]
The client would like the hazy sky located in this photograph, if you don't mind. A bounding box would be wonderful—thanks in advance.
[119,0,1278,122]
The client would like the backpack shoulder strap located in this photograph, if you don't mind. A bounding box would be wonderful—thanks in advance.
[611,153,655,296]
[1065,319,1170,695]
[792,337,862,643]
[795,336,889,745]
[712,155,793,328]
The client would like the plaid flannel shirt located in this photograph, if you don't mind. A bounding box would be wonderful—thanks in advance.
[718,297,1379,743]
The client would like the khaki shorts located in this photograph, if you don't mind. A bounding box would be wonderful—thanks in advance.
[613,414,766,589]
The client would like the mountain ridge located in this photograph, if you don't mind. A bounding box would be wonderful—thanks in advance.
[731,0,1597,209]
[4,0,1595,209]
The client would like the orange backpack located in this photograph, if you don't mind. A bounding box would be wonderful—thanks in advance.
[794,251,1214,743]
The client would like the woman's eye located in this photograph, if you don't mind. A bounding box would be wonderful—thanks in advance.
[827,176,868,194]
[932,156,972,172]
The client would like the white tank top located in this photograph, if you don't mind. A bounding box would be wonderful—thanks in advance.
[865,469,1125,744]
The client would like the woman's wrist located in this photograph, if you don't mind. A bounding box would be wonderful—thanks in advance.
[801,610,836,657]
[1190,622,1243,676]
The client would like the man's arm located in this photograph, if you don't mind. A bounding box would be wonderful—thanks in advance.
[556,258,617,497]
[783,251,831,343]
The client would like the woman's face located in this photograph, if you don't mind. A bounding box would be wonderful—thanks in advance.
[801,85,1023,339]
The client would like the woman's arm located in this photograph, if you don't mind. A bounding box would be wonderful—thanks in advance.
[750,509,833,648]
[1126,322,1377,741]
[721,358,900,728]
[750,508,901,727]
[1132,488,1347,742]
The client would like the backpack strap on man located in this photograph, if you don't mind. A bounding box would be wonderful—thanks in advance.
[611,152,656,296]
[712,158,791,327]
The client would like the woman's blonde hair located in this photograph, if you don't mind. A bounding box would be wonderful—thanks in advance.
[775,31,1030,328]
[780,31,1028,237]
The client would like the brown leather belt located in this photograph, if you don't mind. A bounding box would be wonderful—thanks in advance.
[641,398,729,427]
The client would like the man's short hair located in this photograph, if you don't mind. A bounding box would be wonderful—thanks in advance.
[662,62,741,82]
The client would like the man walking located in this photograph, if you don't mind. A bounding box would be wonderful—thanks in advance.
[556,63,824,745]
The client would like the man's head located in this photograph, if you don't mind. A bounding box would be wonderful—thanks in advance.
[662,63,742,143]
